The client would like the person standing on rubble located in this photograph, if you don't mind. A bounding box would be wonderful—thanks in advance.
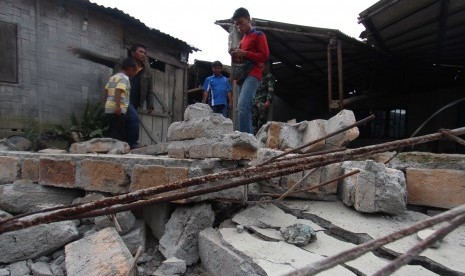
[230,7,270,134]
[252,71,276,134]
[202,61,233,118]
[103,57,138,142]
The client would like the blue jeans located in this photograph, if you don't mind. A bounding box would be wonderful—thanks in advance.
[238,76,260,133]
[125,104,140,148]
[212,104,229,118]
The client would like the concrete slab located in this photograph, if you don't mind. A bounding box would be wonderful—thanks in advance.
[219,228,355,276]
[284,200,465,273]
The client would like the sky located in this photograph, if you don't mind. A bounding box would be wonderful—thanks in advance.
[90,0,379,65]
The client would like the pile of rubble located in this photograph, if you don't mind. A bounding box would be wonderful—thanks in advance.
[0,103,464,276]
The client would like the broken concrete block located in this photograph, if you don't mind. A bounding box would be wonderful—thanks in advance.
[0,179,81,214]
[219,228,355,275]
[340,160,407,214]
[168,132,260,160]
[232,204,299,229]
[325,109,359,149]
[319,163,342,194]
[0,221,79,263]
[280,223,317,246]
[168,113,234,141]
[153,257,186,276]
[159,203,215,265]
[94,210,136,235]
[143,202,173,240]
[387,152,465,171]
[406,168,465,208]
[31,262,53,276]
[65,227,134,276]
[301,119,327,152]
[198,228,266,276]
[69,138,130,154]
[8,260,31,276]
[121,220,146,255]
[183,103,214,121]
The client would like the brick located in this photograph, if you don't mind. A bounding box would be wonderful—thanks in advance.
[80,160,128,193]
[22,159,39,182]
[266,122,281,149]
[406,168,465,209]
[131,165,188,191]
[0,157,19,184]
[39,159,76,188]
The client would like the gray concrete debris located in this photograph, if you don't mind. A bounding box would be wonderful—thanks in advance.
[325,109,359,149]
[69,137,130,154]
[280,223,317,246]
[0,221,79,263]
[31,262,53,276]
[284,200,465,273]
[0,179,81,214]
[0,268,9,276]
[8,260,30,276]
[198,227,267,276]
[219,227,355,275]
[0,209,12,220]
[130,142,168,155]
[153,257,186,276]
[121,220,147,255]
[143,202,173,240]
[387,151,465,171]
[94,210,136,235]
[159,203,215,265]
[168,131,260,160]
[168,113,234,141]
[37,148,68,154]
[183,103,214,121]
[6,135,32,151]
[65,227,135,276]
[0,138,19,151]
[340,160,407,214]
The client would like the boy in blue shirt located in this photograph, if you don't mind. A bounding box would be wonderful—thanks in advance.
[202,61,233,118]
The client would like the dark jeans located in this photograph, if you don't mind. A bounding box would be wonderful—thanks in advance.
[212,104,229,118]
[106,113,125,141]
[125,104,140,148]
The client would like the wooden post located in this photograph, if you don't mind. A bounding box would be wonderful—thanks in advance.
[327,42,333,113]
[337,40,344,111]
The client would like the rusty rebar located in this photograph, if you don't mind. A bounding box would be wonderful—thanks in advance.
[1,127,465,234]
[284,204,465,276]
[373,213,465,276]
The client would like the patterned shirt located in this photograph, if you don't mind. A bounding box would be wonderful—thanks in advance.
[104,72,131,114]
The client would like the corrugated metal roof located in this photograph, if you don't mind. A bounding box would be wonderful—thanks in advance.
[215,18,388,102]
[78,0,199,53]
[358,0,465,66]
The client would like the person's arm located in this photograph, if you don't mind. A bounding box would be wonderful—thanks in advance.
[228,90,233,109]
[68,47,119,69]
[114,89,122,115]
[202,91,209,104]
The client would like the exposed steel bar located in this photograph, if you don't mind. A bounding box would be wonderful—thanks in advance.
[1,127,465,234]
[277,168,318,201]
[288,169,360,195]
[284,204,465,276]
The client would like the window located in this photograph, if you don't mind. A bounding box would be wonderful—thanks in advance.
[355,109,407,139]
[0,21,18,83]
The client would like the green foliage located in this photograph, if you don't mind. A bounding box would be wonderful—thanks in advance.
[55,101,108,142]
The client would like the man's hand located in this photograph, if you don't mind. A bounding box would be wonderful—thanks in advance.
[264,100,271,109]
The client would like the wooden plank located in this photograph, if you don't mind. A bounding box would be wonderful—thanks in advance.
[406,168,465,209]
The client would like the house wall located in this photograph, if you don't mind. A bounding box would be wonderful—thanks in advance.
[0,0,189,143]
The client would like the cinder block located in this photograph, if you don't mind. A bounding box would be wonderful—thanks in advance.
[0,156,19,184]
[266,122,281,149]
[80,160,128,193]
[22,159,39,182]
[131,165,188,191]
[407,168,465,208]
[39,159,76,188]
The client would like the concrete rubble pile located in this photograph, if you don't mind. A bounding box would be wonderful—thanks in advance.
[0,103,464,276]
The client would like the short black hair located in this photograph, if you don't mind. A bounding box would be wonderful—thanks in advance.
[232,7,250,20]
[130,43,146,53]
[121,57,137,70]
[212,60,222,68]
